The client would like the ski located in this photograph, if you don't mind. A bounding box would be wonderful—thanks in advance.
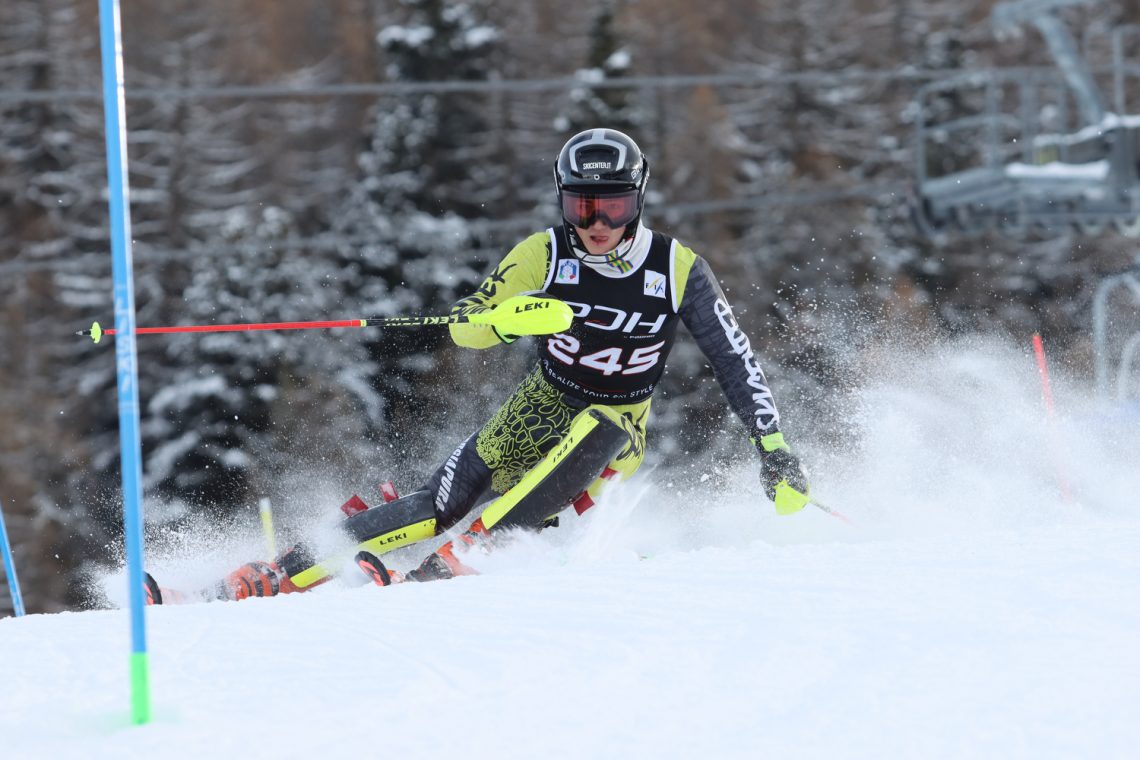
[143,481,403,606]
[143,572,220,605]
[355,551,404,587]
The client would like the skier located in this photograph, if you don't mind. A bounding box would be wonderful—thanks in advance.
[147,128,810,604]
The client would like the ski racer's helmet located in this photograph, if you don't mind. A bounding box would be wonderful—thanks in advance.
[554,128,650,261]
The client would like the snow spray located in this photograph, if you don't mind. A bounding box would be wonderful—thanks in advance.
[1032,333,1074,502]
[0,498,25,617]
[259,498,278,558]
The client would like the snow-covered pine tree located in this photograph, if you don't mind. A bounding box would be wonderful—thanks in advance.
[0,0,75,612]
[326,0,502,477]
[118,6,380,521]
[0,0,148,609]
[554,0,641,136]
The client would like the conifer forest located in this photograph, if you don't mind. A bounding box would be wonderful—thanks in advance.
[2,0,1139,611]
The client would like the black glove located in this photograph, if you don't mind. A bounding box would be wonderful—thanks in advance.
[756,432,810,515]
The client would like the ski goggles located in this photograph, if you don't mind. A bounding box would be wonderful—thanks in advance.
[560,189,641,229]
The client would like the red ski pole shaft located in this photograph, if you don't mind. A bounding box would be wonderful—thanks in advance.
[102,319,366,336]
[77,315,463,344]
[77,294,575,344]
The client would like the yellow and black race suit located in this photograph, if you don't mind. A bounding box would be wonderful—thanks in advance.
[425,224,783,530]
[282,224,788,588]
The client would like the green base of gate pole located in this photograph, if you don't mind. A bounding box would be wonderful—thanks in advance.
[131,651,151,724]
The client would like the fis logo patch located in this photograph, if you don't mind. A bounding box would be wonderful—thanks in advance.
[556,259,579,284]
[643,270,666,298]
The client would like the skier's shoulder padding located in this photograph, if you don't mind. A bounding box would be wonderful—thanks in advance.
[665,235,700,310]
[449,230,554,349]
[504,230,557,287]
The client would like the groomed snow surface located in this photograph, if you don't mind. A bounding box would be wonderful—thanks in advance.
[2,339,1139,759]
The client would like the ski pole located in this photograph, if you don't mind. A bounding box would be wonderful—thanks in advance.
[0,498,26,617]
[77,294,574,344]
[811,498,854,526]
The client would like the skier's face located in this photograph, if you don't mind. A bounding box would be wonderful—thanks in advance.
[575,218,626,256]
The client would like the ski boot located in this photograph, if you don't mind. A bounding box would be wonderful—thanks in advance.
[231,480,402,598]
[217,542,334,601]
[217,560,294,601]
[405,518,490,583]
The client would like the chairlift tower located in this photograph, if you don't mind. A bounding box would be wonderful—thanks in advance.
[1092,266,1140,400]
[913,0,1140,239]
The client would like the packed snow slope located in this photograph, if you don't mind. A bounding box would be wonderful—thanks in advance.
[2,338,1139,759]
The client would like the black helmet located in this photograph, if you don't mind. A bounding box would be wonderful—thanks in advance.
[554,128,649,238]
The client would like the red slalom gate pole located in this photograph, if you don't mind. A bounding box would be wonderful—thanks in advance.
[1032,333,1074,502]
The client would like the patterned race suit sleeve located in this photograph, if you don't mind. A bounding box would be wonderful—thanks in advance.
[449,232,552,348]
[674,247,782,437]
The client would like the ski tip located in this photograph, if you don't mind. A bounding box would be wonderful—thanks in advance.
[355,551,399,587]
[143,573,163,605]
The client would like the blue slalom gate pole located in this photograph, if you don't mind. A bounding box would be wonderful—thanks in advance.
[97,0,150,724]
[0,499,26,618]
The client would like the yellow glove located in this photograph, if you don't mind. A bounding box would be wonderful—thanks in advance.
[757,432,810,515]
[473,291,572,343]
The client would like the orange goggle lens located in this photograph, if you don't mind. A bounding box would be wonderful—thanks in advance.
[560,189,640,229]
